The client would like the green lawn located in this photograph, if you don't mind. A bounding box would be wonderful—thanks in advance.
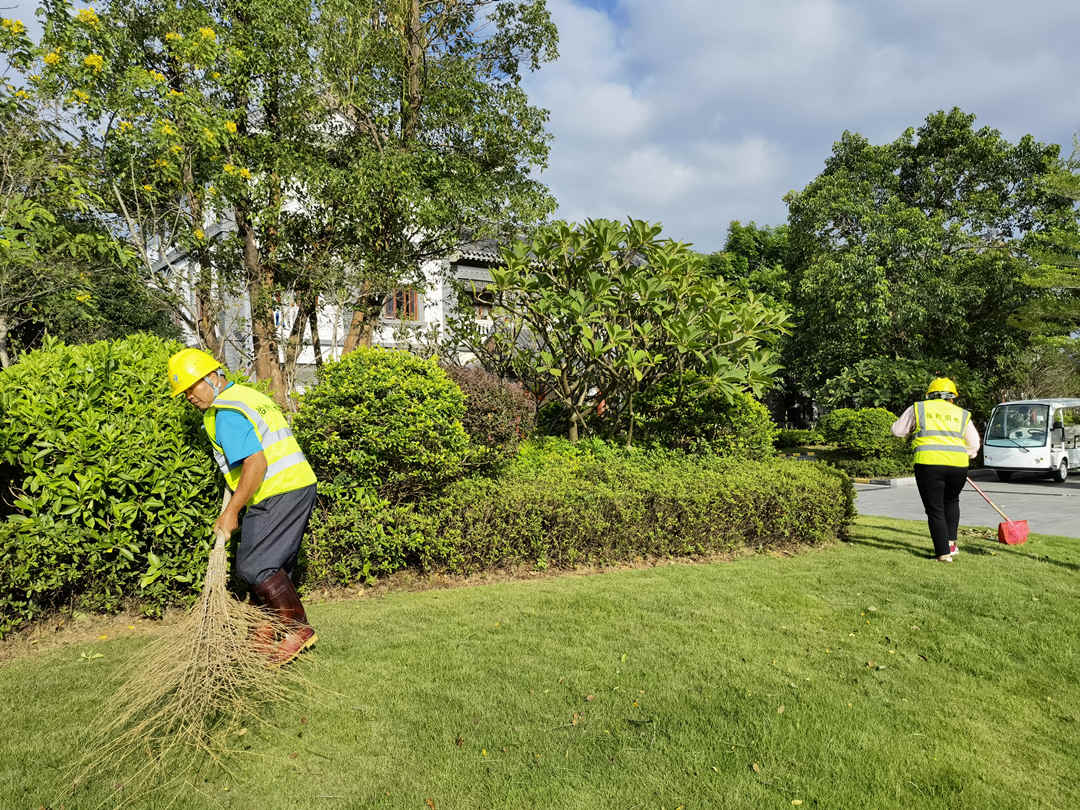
[2,515,1078,809]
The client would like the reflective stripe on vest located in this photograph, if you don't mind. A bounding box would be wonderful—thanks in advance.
[912,400,970,467]
[203,383,317,505]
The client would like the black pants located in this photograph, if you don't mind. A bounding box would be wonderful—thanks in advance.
[913,464,968,557]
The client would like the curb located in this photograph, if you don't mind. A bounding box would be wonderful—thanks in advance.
[853,476,916,487]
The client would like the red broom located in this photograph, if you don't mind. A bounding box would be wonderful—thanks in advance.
[966,477,1029,545]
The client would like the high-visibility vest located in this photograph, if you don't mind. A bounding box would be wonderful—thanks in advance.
[912,399,971,467]
[203,383,317,505]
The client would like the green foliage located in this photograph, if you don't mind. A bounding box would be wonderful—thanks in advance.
[460,218,788,443]
[775,428,824,449]
[0,334,221,637]
[292,348,470,502]
[300,487,442,588]
[822,454,913,480]
[786,108,1078,398]
[830,408,903,459]
[632,376,778,457]
[299,438,853,587]
[423,440,852,573]
[440,364,536,473]
[819,358,993,427]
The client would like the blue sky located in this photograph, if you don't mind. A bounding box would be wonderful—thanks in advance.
[6,0,1079,251]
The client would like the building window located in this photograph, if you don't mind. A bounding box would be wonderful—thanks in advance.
[383,288,420,321]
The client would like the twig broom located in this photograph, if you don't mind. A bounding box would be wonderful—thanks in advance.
[61,492,309,807]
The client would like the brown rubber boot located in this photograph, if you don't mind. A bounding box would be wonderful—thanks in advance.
[251,568,317,667]
[247,590,276,654]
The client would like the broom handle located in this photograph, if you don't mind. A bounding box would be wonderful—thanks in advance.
[965,477,1012,522]
[213,488,233,547]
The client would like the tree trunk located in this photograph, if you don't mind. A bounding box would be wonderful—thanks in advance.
[281,291,313,404]
[0,314,10,369]
[236,209,286,403]
[401,0,422,143]
[342,308,375,354]
[309,293,324,368]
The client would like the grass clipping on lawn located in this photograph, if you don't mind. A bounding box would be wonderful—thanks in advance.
[62,528,311,807]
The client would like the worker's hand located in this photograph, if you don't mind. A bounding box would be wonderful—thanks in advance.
[213,509,239,539]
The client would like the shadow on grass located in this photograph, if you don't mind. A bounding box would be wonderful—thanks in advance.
[852,517,1080,572]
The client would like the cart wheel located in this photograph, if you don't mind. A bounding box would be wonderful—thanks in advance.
[1053,458,1068,483]
[995,470,1013,483]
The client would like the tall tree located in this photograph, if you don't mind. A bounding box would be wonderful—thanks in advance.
[0,19,169,366]
[785,108,1078,398]
[29,0,557,399]
[479,218,788,443]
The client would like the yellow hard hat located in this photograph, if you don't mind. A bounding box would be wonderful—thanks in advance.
[167,348,221,396]
[926,377,958,398]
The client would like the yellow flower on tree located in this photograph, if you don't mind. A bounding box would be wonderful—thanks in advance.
[169,88,183,97]
[202,127,217,144]
[170,144,183,154]
[118,120,133,132]
[211,71,221,80]
[71,89,90,104]
[76,8,100,27]
[149,70,166,83]
[1,18,27,34]
[83,53,104,72]
[43,51,61,66]
[223,163,237,174]
[14,89,30,99]
[165,31,182,42]
[194,228,205,239]
[224,120,237,134]
[159,123,177,136]
[141,184,154,192]
[198,26,216,40]
[75,291,92,303]
[154,158,170,168]
[238,167,251,179]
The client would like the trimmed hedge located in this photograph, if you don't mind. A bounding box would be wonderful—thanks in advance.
[0,335,221,637]
[300,438,855,588]
[293,348,470,502]
[776,428,824,449]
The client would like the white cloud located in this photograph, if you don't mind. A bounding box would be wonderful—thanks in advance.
[522,0,1080,250]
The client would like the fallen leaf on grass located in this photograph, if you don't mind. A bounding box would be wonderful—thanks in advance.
[751,762,761,773]
[288,752,298,759]
[425,799,436,810]
[777,705,785,714]
[455,735,464,747]
[585,694,595,702]
[300,716,308,725]
[571,712,581,726]
[792,801,803,806]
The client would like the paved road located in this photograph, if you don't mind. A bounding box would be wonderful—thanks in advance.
[855,467,1080,538]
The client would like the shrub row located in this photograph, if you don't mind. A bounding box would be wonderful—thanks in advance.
[300,438,855,588]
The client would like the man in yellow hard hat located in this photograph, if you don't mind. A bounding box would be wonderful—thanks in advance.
[891,377,980,562]
[168,347,318,665]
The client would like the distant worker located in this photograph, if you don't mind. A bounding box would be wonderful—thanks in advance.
[891,377,980,562]
[167,348,319,664]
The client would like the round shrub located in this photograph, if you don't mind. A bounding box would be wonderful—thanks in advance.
[818,408,859,445]
[440,364,535,472]
[293,348,470,501]
[0,334,221,636]
[634,375,777,457]
[832,408,902,459]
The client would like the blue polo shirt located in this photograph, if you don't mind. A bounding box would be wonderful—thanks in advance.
[215,383,264,467]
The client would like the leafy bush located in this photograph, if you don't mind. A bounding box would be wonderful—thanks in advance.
[0,335,221,637]
[776,428,824,449]
[830,408,902,459]
[423,439,850,573]
[299,438,854,587]
[823,455,913,479]
[633,376,777,457]
[300,487,444,588]
[818,408,859,445]
[440,364,535,472]
[293,348,470,502]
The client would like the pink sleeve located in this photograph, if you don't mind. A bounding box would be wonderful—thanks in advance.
[891,406,916,437]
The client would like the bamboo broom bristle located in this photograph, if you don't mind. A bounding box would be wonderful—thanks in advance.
[61,522,312,808]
